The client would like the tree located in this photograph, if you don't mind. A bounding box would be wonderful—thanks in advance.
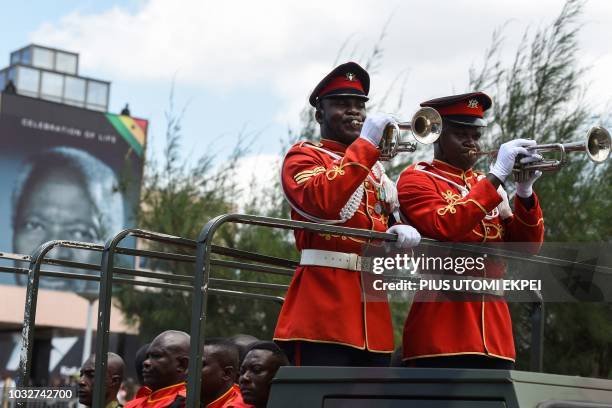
[468,0,611,377]
[114,92,289,341]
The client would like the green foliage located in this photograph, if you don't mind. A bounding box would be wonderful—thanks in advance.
[114,91,288,341]
[469,0,611,377]
[470,0,610,241]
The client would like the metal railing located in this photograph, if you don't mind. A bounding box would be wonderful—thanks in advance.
[89,227,291,408]
[0,226,290,407]
[4,213,608,407]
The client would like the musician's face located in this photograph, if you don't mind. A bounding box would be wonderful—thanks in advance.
[316,96,366,145]
[437,122,483,170]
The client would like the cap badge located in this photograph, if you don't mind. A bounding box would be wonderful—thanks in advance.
[346,72,356,81]
[467,99,479,109]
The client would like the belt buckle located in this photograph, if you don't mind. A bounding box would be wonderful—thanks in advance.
[348,253,361,271]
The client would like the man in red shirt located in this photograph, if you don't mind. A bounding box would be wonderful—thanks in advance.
[201,339,251,408]
[125,331,189,408]
[239,341,289,408]
[274,61,421,366]
[397,92,545,369]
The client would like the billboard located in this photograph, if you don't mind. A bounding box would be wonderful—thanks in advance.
[0,92,147,292]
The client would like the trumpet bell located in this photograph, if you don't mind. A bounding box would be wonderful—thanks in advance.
[376,107,443,160]
[411,107,442,144]
[586,126,611,163]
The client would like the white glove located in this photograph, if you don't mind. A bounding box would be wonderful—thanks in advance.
[496,185,513,219]
[516,170,542,198]
[489,139,537,182]
[381,173,399,211]
[359,113,395,147]
[387,224,421,249]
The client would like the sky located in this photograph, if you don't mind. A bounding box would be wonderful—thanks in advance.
[1,0,611,197]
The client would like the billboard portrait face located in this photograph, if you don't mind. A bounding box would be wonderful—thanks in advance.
[0,93,146,293]
[11,147,125,291]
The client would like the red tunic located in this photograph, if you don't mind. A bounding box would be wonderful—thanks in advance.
[125,383,186,408]
[273,138,394,353]
[397,159,544,362]
[134,386,152,399]
[207,384,251,408]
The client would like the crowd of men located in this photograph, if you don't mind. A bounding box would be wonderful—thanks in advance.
[77,60,546,407]
[78,331,288,408]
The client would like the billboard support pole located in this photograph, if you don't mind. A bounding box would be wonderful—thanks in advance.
[82,298,95,364]
[91,232,122,408]
[16,242,62,391]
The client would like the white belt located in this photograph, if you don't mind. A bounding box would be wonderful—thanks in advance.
[300,249,363,271]
[299,250,505,296]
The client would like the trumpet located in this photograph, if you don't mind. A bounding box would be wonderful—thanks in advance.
[351,107,443,161]
[469,126,611,181]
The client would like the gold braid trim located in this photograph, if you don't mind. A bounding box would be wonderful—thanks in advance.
[326,160,371,180]
[326,165,345,180]
[403,351,515,362]
[514,214,544,227]
[294,166,326,184]
[431,160,476,180]
[317,232,367,243]
[473,222,504,240]
[480,220,488,242]
[437,190,488,216]
[465,199,488,215]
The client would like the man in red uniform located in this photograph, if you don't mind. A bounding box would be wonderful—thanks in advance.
[397,92,545,369]
[239,341,289,408]
[201,339,251,408]
[274,61,421,366]
[125,331,189,408]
